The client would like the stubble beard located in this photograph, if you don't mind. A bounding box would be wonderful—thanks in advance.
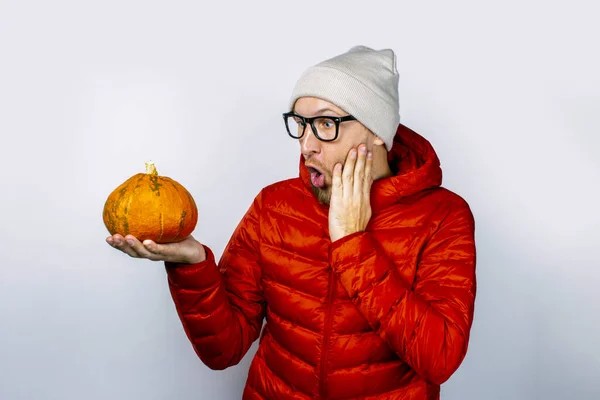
[311,185,331,205]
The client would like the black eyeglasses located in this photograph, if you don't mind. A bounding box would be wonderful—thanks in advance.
[282,112,357,142]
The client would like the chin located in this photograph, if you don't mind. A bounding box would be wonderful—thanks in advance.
[311,186,331,205]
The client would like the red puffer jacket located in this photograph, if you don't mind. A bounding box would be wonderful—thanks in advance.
[165,123,477,399]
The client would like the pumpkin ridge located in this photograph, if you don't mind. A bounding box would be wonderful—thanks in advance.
[149,174,162,196]
[136,174,145,186]
[124,187,135,234]
[166,179,191,241]
[121,214,129,234]
[103,201,117,233]
[114,186,129,233]
[159,211,164,242]
[184,188,198,235]
[172,210,186,241]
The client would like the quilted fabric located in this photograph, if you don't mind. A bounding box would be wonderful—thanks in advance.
[165,123,477,399]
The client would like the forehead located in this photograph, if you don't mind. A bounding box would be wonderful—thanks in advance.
[293,97,347,116]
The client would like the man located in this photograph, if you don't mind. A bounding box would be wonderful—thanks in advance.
[107,45,477,399]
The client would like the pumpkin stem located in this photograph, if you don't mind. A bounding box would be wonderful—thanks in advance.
[145,160,158,175]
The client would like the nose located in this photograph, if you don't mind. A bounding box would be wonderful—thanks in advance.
[300,124,322,156]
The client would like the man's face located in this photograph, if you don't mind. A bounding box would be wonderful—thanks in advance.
[294,96,376,205]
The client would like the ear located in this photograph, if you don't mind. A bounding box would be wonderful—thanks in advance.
[368,130,385,147]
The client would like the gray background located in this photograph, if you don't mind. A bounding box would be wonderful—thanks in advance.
[1,0,599,399]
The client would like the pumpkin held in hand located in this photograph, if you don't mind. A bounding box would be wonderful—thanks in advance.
[103,161,198,243]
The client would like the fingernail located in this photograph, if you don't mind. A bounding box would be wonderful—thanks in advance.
[126,240,134,246]
[360,146,366,154]
[367,151,373,159]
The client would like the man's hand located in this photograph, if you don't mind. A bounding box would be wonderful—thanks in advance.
[106,234,207,264]
[329,143,374,242]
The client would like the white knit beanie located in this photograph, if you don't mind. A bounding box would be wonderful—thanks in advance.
[289,45,400,151]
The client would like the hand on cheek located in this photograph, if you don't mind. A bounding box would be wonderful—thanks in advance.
[328,143,374,242]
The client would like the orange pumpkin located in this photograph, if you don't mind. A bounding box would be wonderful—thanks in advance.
[103,161,198,243]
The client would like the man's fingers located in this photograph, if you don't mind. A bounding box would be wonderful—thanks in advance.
[126,235,173,261]
[108,234,166,261]
[112,238,142,258]
[142,239,168,257]
[343,147,357,198]
[353,145,367,198]
[364,151,373,199]
[331,162,343,201]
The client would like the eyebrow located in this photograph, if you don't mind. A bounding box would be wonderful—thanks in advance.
[293,107,343,117]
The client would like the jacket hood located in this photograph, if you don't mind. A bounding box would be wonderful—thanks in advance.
[299,123,443,212]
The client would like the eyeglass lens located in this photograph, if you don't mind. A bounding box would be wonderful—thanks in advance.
[286,116,338,141]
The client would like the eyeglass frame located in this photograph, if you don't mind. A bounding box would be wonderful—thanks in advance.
[282,112,357,142]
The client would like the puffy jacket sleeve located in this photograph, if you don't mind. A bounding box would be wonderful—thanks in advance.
[164,191,266,370]
[329,199,476,385]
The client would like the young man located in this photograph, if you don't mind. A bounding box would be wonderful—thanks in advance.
[107,45,477,399]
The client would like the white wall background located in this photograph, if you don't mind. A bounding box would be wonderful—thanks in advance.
[1,0,598,399]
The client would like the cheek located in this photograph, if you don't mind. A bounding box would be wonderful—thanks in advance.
[332,155,349,171]
[322,144,355,174]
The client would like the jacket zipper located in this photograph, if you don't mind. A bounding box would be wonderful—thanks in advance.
[319,266,336,399]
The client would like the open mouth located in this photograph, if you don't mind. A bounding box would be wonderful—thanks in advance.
[306,165,326,188]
